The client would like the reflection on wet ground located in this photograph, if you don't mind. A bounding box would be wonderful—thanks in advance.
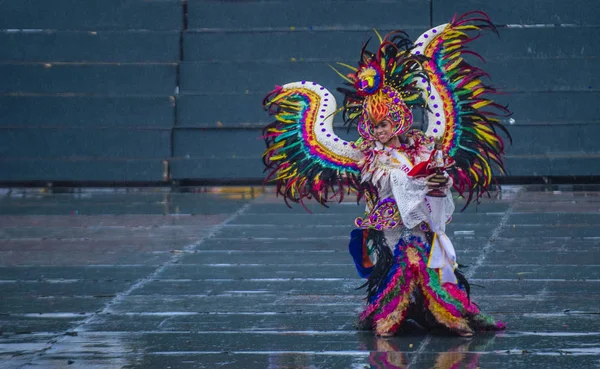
[0,186,599,368]
[367,334,486,369]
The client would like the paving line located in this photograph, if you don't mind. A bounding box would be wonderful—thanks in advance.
[464,199,518,280]
[148,350,370,356]
[14,276,600,284]
[13,261,598,268]
[16,201,256,368]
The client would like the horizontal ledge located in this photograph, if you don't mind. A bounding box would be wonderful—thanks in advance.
[153,154,600,159]
[3,277,590,284]
[180,56,600,63]
[173,91,600,96]
[3,24,599,35]
[178,58,600,65]
[0,158,169,162]
[0,27,183,32]
[2,176,600,188]
[0,126,173,130]
[172,154,600,159]
[0,93,176,97]
[174,121,599,129]
[0,62,178,66]
[177,89,600,95]
[1,29,180,34]
[184,24,600,33]
[9,311,585,318]
[506,154,600,159]
[2,329,599,337]
[0,177,600,188]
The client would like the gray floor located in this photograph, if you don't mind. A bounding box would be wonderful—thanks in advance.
[0,186,599,369]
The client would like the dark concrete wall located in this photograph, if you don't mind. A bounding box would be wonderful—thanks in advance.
[1,0,598,182]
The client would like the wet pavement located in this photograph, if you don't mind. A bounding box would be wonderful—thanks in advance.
[0,186,599,369]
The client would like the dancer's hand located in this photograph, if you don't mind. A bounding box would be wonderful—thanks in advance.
[425,173,449,190]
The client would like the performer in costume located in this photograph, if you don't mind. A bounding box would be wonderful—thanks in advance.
[261,12,511,337]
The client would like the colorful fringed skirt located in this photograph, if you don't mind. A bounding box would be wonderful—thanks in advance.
[349,229,505,336]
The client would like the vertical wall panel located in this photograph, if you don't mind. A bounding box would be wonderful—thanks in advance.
[0,0,180,182]
[0,31,180,63]
[0,64,177,95]
[0,0,182,30]
[187,1,430,29]
[0,96,175,128]
[432,0,600,26]
[172,1,600,179]
[1,1,598,181]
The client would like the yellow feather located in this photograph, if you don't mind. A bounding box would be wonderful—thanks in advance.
[469,167,479,184]
[279,102,302,111]
[447,52,461,60]
[263,141,285,156]
[271,140,285,150]
[445,30,469,39]
[472,88,486,97]
[328,64,354,83]
[276,167,297,181]
[446,57,462,71]
[373,29,383,44]
[473,155,491,185]
[443,44,461,53]
[455,25,480,32]
[443,39,462,45]
[278,165,293,174]
[270,154,287,161]
[463,80,481,90]
[323,106,344,121]
[336,62,358,72]
[472,100,492,109]
[477,130,499,145]
[264,93,287,107]
[477,124,494,133]
[483,163,492,185]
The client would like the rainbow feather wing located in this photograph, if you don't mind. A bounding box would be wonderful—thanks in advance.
[262,81,366,207]
[412,12,512,206]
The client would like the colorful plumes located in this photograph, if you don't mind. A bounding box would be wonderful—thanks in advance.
[337,30,429,136]
[262,86,371,208]
[360,235,503,334]
[421,11,511,208]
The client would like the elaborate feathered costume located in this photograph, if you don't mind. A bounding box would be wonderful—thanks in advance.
[262,12,510,336]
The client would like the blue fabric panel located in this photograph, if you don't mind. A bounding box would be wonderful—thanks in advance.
[348,229,373,279]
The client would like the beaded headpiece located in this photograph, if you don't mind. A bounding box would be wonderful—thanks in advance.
[358,89,413,140]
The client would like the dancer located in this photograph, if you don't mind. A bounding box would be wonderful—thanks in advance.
[262,12,510,337]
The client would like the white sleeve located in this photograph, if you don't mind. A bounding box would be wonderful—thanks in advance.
[389,169,429,229]
[390,169,456,230]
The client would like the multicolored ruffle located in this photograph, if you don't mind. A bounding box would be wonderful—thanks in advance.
[359,235,505,336]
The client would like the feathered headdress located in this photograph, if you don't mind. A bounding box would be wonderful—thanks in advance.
[335,31,430,141]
